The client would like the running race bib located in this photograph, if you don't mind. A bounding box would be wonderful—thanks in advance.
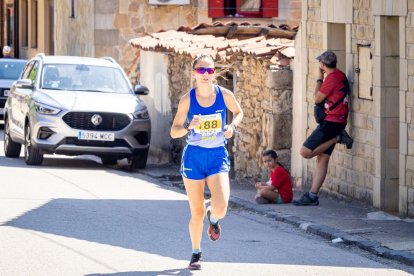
[194,113,222,139]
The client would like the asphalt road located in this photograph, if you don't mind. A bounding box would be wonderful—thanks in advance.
[0,129,413,276]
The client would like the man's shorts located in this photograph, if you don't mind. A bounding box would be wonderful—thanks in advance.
[180,144,230,180]
[303,121,346,155]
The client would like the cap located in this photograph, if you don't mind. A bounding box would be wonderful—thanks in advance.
[316,50,337,66]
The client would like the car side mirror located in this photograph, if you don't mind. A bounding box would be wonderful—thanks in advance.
[15,79,34,89]
[134,85,149,96]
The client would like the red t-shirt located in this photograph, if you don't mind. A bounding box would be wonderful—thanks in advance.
[319,69,349,124]
[270,166,293,203]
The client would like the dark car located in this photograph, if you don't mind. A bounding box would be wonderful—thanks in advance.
[0,58,27,119]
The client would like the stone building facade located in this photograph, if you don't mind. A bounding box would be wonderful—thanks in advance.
[294,0,414,217]
[11,0,201,83]
[131,28,295,179]
[5,0,300,83]
[138,51,293,179]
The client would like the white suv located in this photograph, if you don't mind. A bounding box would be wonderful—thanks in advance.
[4,54,151,168]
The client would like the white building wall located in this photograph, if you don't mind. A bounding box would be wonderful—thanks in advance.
[140,51,172,164]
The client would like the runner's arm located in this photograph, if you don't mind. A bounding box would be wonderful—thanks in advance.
[222,88,243,128]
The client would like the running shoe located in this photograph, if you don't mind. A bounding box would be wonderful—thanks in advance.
[206,206,221,241]
[188,252,202,270]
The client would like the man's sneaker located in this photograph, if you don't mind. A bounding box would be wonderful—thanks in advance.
[206,206,221,241]
[188,252,202,270]
[292,192,319,206]
[337,129,353,149]
[255,195,271,204]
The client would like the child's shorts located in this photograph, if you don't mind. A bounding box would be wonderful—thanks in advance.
[180,144,230,180]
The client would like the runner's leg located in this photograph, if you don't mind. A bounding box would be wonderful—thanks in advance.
[183,177,206,250]
[206,172,230,220]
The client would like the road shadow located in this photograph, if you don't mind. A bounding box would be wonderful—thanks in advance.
[5,196,408,273]
[86,269,193,276]
[5,198,192,260]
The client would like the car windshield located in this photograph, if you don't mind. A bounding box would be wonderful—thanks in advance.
[41,64,132,93]
[0,60,26,80]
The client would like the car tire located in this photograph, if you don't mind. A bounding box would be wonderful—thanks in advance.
[101,157,118,165]
[24,123,44,165]
[4,117,21,158]
[129,149,148,169]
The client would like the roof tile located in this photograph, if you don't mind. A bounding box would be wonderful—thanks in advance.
[129,21,297,66]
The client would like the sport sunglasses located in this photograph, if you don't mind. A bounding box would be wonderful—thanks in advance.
[194,67,215,74]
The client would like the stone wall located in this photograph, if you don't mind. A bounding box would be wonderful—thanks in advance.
[55,0,95,56]
[165,54,293,180]
[303,0,414,216]
[107,0,201,85]
[233,56,292,181]
[167,54,193,163]
[304,0,375,203]
[54,0,202,84]
[405,1,414,216]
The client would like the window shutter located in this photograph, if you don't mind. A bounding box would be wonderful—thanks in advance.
[209,0,225,18]
[262,0,278,18]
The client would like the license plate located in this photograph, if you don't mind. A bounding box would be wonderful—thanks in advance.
[4,90,9,97]
[78,131,115,141]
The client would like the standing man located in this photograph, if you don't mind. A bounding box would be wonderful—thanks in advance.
[293,50,353,206]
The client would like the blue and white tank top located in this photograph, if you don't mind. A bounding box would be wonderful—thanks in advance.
[186,85,227,148]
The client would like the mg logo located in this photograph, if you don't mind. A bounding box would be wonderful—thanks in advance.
[91,114,102,126]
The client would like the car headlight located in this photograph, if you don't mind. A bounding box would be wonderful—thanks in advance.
[133,109,149,119]
[34,102,61,115]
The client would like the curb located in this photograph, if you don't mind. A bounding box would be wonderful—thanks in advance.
[228,194,414,267]
[140,169,414,267]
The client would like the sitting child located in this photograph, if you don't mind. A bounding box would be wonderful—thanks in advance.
[255,149,293,204]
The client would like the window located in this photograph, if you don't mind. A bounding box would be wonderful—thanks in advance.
[22,61,38,82]
[22,62,35,79]
[30,0,38,48]
[28,62,39,82]
[6,5,13,46]
[70,0,75,18]
[0,60,26,79]
[21,0,28,46]
[208,0,278,18]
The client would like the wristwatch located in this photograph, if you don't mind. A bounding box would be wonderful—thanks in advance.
[316,79,323,84]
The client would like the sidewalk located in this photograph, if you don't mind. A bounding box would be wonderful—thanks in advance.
[139,164,414,267]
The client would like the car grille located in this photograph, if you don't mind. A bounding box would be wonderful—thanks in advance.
[64,137,131,148]
[62,112,131,131]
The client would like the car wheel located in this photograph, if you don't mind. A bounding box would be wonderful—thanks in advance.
[129,149,148,169]
[4,117,21,158]
[101,157,118,165]
[24,123,43,165]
